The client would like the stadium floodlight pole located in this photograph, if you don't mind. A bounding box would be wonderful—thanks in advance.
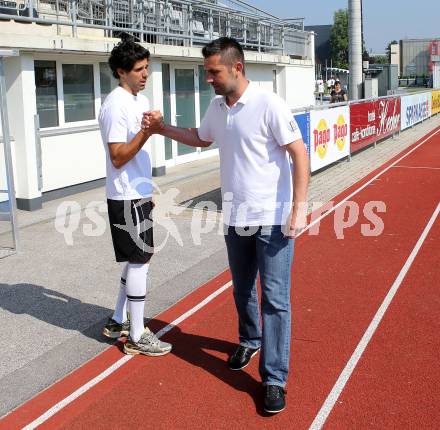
[349,0,363,100]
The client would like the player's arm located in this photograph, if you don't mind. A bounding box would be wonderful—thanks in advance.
[160,124,212,148]
[285,139,310,238]
[108,128,152,169]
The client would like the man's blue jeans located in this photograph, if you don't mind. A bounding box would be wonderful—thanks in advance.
[224,224,294,387]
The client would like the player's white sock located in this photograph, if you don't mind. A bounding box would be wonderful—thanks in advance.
[126,262,149,342]
[112,263,128,324]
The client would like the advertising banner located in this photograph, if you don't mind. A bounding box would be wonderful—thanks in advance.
[400,92,432,130]
[432,90,440,115]
[350,100,378,153]
[310,106,350,172]
[376,96,401,140]
[293,112,311,157]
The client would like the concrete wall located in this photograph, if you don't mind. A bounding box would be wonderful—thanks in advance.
[0,20,105,39]
[246,64,274,93]
[5,54,41,209]
[40,130,105,192]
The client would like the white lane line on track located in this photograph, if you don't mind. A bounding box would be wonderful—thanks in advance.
[309,202,440,430]
[392,165,440,170]
[21,281,232,430]
[20,126,440,429]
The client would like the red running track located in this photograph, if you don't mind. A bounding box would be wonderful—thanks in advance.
[1,126,439,430]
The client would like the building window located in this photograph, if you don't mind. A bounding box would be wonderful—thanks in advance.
[99,62,118,102]
[273,69,278,94]
[34,61,59,128]
[62,64,95,123]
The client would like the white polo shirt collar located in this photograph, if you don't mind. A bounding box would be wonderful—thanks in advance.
[218,81,254,110]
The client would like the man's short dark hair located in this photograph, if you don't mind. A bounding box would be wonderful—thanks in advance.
[202,37,245,73]
[109,33,150,80]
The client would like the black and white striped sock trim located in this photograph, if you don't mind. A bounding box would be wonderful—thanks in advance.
[127,294,146,302]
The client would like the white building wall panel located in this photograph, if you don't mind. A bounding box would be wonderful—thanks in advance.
[5,55,40,200]
[245,64,274,93]
[41,131,106,192]
[282,65,315,109]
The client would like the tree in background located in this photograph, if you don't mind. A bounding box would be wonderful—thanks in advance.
[330,9,349,70]
[370,55,388,64]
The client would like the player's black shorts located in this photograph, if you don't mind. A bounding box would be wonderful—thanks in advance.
[107,198,154,263]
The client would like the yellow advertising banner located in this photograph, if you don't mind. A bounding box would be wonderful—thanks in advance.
[432,90,440,115]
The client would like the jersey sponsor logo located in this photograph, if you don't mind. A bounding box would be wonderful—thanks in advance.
[289,120,298,132]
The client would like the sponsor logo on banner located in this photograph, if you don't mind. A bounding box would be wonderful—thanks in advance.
[406,100,429,124]
[350,100,378,153]
[313,118,330,159]
[310,106,350,172]
[334,115,348,151]
[432,90,440,115]
[401,93,431,130]
[377,97,401,138]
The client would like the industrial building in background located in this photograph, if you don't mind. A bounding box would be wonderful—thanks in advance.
[305,24,332,77]
[391,38,440,81]
[0,0,315,211]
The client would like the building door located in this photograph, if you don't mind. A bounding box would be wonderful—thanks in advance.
[163,63,218,167]
[172,65,198,163]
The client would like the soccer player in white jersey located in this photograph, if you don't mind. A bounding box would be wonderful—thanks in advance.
[99,34,171,356]
[145,37,309,412]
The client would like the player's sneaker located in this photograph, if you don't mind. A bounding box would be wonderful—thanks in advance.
[124,328,172,356]
[102,317,130,338]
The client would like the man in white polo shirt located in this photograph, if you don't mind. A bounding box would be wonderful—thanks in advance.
[99,34,171,357]
[145,37,309,413]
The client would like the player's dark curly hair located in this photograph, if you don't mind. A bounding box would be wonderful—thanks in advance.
[108,33,150,80]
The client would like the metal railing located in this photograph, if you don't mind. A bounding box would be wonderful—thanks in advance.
[0,0,312,58]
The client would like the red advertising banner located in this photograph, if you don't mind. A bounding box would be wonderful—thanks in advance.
[350,100,378,153]
[350,96,401,154]
[376,96,401,139]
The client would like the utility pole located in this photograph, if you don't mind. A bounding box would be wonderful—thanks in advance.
[349,0,363,100]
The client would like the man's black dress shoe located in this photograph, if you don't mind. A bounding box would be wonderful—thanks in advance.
[228,345,260,370]
[263,385,286,413]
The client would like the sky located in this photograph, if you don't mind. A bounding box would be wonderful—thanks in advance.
[245,0,440,53]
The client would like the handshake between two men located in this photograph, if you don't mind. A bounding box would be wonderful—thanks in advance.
[141,111,165,134]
